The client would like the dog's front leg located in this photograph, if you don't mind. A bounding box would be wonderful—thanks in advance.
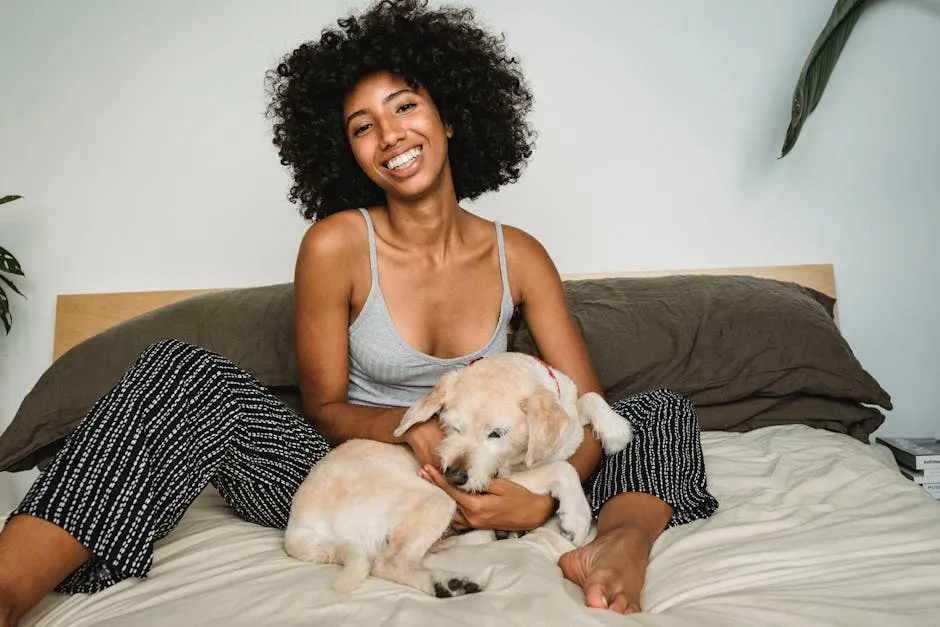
[507,462,592,546]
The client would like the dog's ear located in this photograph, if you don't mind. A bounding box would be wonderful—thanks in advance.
[393,370,459,437]
[523,388,571,467]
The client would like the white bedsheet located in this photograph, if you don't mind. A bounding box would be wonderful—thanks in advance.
[16,425,940,627]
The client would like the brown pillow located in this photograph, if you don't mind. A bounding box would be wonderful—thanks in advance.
[0,283,296,472]
[510,273,891,411]
[693,395,885,443]
[0,274,892,472]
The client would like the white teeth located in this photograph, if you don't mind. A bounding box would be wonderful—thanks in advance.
[385,147,421,169]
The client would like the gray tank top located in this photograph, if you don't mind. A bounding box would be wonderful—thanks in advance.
[347,208,515,407]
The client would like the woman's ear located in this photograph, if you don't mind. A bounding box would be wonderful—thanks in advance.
[393,370,459,437]
[445,123,454,138]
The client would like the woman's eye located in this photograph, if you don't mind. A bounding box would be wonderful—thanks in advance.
[397,102,416,113]
[488,430,503,439]
[353,123,372,137]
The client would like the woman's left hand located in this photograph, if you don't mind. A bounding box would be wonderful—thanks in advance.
[418,465,556,532]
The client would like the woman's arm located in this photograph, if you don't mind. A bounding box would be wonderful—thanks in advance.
[504,226,605,482]
[293,214,443,467]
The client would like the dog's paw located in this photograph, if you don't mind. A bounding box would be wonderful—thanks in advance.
[494,529,528,540]
[601,418,634,455]
[577,393,634,455]
[434,577,484,598]
[557,505,592,547]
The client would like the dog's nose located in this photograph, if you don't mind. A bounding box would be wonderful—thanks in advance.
[444,467,468,486]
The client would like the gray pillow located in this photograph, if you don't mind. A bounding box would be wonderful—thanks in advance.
[693,394,885,443]
[0,283,296,471]
[509,274,891,438]
[0,274,892,471]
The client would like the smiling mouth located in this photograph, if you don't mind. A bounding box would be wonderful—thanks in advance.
[384,146,422,170]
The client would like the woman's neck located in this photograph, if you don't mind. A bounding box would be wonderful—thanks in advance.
[383,184,467,256]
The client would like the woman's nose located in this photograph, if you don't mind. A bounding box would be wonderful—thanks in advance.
[379,117,406,147]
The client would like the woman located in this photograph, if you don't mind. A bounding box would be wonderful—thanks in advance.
[0,0,717,623]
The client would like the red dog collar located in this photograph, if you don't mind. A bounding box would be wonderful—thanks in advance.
[468,355,561,397]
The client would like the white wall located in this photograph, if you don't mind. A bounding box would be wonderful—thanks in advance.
[1,0,938,509]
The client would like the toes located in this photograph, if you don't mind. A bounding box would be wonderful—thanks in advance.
[583,582,609,609]
[607,592,639,615]
[583,573,642,614]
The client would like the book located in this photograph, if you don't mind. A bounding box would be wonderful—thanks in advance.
[898,465,940,484]
[875,437,940,471]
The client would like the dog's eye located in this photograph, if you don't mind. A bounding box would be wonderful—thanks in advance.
[488,429,503,439]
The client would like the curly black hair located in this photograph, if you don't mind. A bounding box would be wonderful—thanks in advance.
[265,0,536,222]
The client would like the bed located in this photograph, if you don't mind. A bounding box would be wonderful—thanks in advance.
[2,264,939,627]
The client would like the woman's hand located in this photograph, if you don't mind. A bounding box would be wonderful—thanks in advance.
[401,420,445,470]
[418,465,557,532]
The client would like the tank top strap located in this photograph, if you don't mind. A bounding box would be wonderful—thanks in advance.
[357,208,379,286]
[494,221,512,309]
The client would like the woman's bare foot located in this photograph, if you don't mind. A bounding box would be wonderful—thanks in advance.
[559,492,672,614]
[558,523,654,614]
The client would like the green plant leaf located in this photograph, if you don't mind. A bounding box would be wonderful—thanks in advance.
[0,273,24,299]
[780,0,870,158]
[0,246,24,276]
[1,195,25,334]
[0,285,10,334]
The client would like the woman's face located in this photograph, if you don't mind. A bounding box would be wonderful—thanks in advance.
[342,71,453,201]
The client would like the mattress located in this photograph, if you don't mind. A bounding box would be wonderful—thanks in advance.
[16,424,940,627]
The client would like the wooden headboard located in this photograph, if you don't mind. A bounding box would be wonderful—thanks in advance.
[53,263,836,360]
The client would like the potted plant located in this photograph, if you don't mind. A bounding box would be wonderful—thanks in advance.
[1,194,26,335]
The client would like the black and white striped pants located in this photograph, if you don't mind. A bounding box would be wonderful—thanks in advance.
[9,339,718,594]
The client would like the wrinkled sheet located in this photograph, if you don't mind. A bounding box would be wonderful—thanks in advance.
[16,425,940,627]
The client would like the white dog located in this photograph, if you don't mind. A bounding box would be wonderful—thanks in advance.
[284,352,634,598]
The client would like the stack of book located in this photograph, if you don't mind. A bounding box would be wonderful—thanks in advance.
[875,436,940,499]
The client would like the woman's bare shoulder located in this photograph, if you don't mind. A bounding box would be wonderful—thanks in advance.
[496,222,563,304]
[297,208,369,265]
[499,223,557,271]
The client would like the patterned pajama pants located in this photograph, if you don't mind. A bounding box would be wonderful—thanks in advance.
[8,339,718,594]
